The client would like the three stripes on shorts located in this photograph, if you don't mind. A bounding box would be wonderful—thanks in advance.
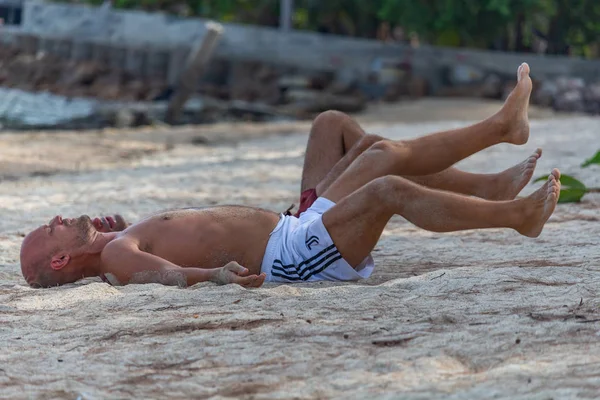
[271,244,342,281]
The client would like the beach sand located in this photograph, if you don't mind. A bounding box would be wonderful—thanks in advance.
[0,100,599,399]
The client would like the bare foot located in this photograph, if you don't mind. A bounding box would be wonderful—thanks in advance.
[495,63,532,145]
[488,148,542,200]
[518,168,561,238]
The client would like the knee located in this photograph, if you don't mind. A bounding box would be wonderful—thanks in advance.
[367,139,397,155]
[368,139,409,159]
[356,134,385,151]
[312,110,349,129]
[365,175,400,201]
[367,175,412,204]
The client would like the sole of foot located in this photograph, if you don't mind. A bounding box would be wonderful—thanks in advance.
[491,148,542,200]
[518,168,561,238]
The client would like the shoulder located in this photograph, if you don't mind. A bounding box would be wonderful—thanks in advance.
[100,238,140,285]
[101,237,138,264]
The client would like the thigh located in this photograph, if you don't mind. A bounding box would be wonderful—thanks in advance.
[322,180,392,267]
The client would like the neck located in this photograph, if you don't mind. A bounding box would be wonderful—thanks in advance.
[77,231,119,278]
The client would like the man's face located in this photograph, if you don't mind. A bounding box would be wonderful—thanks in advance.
[45,215,95,247]
[24,215,96,259]
[92,214,128,232]
[20,215,98,285]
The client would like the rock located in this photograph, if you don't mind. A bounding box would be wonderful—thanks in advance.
[407,75,429,98]
[534,80,559,107]
[284,89,366,114]
[555,76,585,92]
[501,80,517,101]
[584,82,600,102]
[0,87,97,128]
[278,75,312,90]
[113,109,135,128]
[480,74,502,98]
[229,61,280,105]
[59,61,100,87]
[329,68,359,95]
[553,89,585,113]
[446,64,485,86]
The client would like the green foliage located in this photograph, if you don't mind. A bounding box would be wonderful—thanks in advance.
[534,174,587,203]
[534,149,600,203]
[582,151,600,168]
[56,0,600,56]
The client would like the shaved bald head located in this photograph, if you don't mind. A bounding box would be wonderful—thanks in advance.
[20,215,97,287]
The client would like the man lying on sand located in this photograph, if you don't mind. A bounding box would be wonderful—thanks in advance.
[20,63,560,288]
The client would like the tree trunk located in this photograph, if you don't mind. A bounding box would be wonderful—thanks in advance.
[515,13,526,52]
[546,1,569,55]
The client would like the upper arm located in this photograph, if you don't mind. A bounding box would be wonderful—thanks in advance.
[101,241,188,286]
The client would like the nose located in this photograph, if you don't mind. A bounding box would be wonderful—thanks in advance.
[51,215,63,226]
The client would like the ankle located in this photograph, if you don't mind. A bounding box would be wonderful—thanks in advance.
[489,113,511,140]
[512,198,534,232]
[476,174,500,198]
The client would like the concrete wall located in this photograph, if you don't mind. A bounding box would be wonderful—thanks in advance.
[13,1,600,83]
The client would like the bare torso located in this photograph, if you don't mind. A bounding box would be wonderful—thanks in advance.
[111,206,280,275]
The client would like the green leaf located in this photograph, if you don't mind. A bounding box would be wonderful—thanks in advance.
[582,151,600,168]
[557,188,587,203]
[533,173,587,203]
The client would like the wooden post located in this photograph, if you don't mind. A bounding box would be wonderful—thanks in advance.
[165,22,223,124]
[279,0,293,32]
[167,47,189,86]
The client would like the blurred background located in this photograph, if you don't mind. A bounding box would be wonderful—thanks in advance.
[0,0,598,129]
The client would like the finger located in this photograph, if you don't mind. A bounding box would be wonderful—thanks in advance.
[227,262,248,275]
[236,275,255,286]
[245,274,266,288]
[253,274,266,288]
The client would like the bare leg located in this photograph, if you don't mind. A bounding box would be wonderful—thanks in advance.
[322,170,561,266]
[407,148,541,200]
[322,63,533,202]
[300,110,367,192]
[302,63,533,200]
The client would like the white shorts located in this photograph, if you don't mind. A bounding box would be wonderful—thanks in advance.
[261,197,374,282]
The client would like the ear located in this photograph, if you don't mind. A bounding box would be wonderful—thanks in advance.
[50,254,71,271]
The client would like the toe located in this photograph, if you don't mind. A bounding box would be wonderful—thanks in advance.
[518,63,530,80]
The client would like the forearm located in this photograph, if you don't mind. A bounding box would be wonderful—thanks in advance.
[125,267,219,287]
[182,267,220,286]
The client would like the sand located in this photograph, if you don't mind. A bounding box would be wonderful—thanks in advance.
[0,102,599,399]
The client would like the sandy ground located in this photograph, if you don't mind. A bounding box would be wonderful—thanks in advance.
[0,100,599,399]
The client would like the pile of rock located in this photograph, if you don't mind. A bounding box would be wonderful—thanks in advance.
[437,64,600,115]
[0,44,168,102]
[0,39,373,129]
[534,77,600,115]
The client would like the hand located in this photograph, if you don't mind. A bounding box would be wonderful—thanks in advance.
[92,214,130,232]
[215,262,266,288]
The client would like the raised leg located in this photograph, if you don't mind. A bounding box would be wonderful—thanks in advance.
[322,170,561,267]
[407,148,541,201]
[300,110,368,193]
[322,63,533,202]
[303,63,534,202]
